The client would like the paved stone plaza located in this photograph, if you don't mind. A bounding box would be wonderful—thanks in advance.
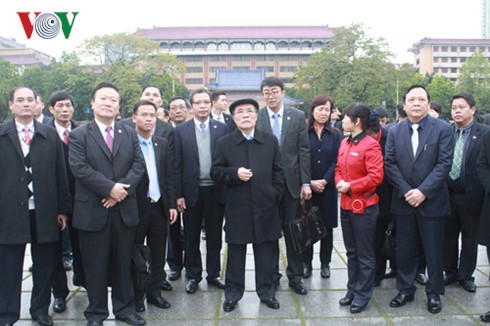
[17,228,490,325]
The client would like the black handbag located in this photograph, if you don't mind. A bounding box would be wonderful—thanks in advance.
[289,199,328,255]
[381,219,396,260]
[131,244,152,293]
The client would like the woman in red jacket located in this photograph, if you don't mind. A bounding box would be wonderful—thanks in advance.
[335,103,384,314]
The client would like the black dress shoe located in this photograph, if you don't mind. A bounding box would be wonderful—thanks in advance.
[427,297,442,314]
[115,313,146,326]
[390,292,414,307]
[32,315,53,326]
[480,310,490,322]
[261,298,280,309]
[320,264,330,278]
[223,300,237,312]
[87,321,103,326]
[384,269,397,279]
[303,264,312,279]
[350,302,368,314]
[168,270,182,281]
[135,299,145,312]
[147,295,171,309]
[185,279,198,294]
[160,279,173,291]
[458,280,477,293]
[339,296,354,306]
[53,297,67,313]
[207,277,225,289]
[415,273,428,285]
[288,281,307,295]
[444,273,457,286]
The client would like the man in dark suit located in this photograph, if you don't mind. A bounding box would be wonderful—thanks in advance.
[69,82,146,326]
[385,84,454,314]
[443,92,489,292]
[131,100,178,312]
[211,91,236,131]
[0,86,71,326]
[256,77,312,295]
[47,90,84,314]
[121,85,175,291]
[212,98,284,312]
[174,88,228,294]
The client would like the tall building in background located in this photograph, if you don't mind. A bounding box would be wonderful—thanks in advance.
[134,26,334,90]
[483,0,490,38]
[409,38,490,82]
[0,36,53,73]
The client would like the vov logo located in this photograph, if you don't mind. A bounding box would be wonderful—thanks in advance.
[17,12,79,39]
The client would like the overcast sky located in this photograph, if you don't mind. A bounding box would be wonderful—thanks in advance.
[1,0,483,64]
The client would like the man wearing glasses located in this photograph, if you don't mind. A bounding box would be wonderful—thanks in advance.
[174,88,228,294]
[256,77,312,295]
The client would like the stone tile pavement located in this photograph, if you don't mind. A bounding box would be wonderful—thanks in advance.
[17,228,490,325]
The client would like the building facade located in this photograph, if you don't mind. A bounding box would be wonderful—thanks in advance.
[0,36,53,73]
[409,38,490,81]
[133,26,335,90]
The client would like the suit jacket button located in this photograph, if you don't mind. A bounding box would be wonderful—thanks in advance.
[20,202,25,206]
[20,177,25,182]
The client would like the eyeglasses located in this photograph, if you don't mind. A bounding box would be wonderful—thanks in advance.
[263,90,281,98]
[135,113,157,118]
[234,108,256,116]
[193,100,211,105]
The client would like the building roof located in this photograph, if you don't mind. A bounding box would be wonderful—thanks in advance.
[0,36,26,49]
[0,53,52,66]
[208,69,265,91]
[410,38,490,52]
[134,26,334,40]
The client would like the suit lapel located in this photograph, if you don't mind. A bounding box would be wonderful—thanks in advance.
[258,108,273,134]
[210,119,219,155]
[153,137,162,177]
[281,107,291,145]
[88,121,112,160]
[6,120,24,162]
[187,120,199,160]
[415,117,435,160]
[112,123,124,156]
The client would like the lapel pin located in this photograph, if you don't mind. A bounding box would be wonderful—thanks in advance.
[154,142,158,146]
[287,116,291,120]
[213,125,217,129]
[473,136,477,139]
[118,129,122,134]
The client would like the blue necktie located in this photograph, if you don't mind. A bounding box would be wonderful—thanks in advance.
[272,113,281,145]
[143,141,161,202]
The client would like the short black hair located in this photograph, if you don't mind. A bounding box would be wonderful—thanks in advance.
[189,88,211,104]
[142,85,162,96]
[8,86,35,102]
[211,91,226,102]
[403,84,430,103]
[168,96,190,109]
[49,90,74,107]
[451,92,475,108]
[133,100,157,115]
[91,82,120,103]
[260,77,285,91]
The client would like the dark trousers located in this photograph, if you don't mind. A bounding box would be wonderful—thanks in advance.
[303,228,333,266]
[78,207,136,322]
[272,190,303,283]
[395,212,445,298]
[225,241,276,302]
[341,205,378,306]
[374,217,397,283]
[183,186,223,282]
[135,199,167,298]
[444,192,480,281]
[167,213,184,272]
[51,229,69,299]
[0,211,54,324]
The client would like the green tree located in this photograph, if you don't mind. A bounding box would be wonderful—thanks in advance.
[0,58,19,120]
[458,51,490,115]
[295,25,398,113]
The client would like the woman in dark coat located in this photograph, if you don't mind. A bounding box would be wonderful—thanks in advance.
[476,131,490,323]
[303,95,342,279]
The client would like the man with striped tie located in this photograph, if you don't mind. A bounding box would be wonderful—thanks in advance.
[0,86,71,326]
